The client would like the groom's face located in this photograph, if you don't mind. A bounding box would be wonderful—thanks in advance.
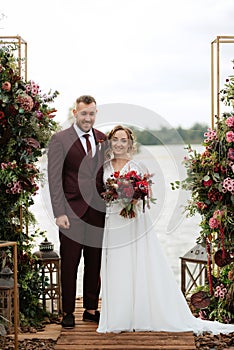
[73,102,97,132]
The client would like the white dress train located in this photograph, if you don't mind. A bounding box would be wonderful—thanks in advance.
[97,159,234,335]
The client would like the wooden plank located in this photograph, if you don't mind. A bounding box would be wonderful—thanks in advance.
[55,346,196,350]
[54,298,196,350]
[57,339,194,345]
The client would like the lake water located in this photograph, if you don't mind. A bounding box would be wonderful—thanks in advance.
[31,144,204,295]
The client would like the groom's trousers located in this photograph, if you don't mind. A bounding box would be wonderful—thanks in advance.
[59,207,105,314]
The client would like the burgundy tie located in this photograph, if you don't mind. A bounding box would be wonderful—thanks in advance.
[83,134,92,157]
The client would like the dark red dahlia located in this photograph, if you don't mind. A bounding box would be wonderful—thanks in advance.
[208,189,223,202]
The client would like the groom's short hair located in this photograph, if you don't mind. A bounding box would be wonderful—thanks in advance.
[76,95,96,107]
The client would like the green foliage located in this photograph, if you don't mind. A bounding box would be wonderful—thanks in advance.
[0,43,60,326]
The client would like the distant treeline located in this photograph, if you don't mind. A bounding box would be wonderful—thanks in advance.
[131,123,208,145]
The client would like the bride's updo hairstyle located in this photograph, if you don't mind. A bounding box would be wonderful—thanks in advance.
[105,125,137,159]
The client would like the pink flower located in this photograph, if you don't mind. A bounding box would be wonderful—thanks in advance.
[222,177,234,194]
[225,116,234,128]
[219,291,225,299]
[227,148,234,160]
[213,209,224,220]
[10,181,22,194]
[209,217,220,229]
[2,81,11,91]
[226,131,234,143]
[17,94,34,112]
[204,128,217,142]
[25,81,40,96]
[1,162,8,170]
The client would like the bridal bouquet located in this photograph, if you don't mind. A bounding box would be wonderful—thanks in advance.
[101,170,156,218]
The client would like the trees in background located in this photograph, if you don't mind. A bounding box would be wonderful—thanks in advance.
[131,122,208,145]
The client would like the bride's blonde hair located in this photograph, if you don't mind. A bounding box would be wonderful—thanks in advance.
[105,125,137,160]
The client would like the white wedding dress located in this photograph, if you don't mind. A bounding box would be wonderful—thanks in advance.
[97,159,234,335]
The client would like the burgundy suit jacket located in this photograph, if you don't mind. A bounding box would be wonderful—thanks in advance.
[47,125,107,221]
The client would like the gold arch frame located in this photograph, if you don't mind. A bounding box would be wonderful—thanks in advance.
[0,35,27,80]
[211,35,234,128]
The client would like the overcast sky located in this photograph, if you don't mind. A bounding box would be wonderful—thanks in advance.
[1,0,234,129]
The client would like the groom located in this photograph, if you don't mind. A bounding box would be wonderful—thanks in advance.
[47,95,106,328]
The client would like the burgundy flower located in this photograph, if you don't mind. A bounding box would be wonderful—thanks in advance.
[220,165,227,174]
[208,189,223,202]
[8,104,18,116]
[196,202,208,210]
[33,101,40,110]
[213,163,219,172]
[203,179,213,187]
[36,111,43,120]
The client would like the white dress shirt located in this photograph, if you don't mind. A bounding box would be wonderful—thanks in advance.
[73,124,96,157]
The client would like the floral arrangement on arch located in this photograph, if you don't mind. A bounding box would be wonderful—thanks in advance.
[180,113,234,258]
[101,170,156,218]
[0,42,60,326]
[0,44,59,200]
[173,60,234,323]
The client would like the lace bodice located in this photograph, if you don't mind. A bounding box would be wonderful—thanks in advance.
[103,159,147,184]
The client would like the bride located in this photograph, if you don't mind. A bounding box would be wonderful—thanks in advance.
[97,125,234,335]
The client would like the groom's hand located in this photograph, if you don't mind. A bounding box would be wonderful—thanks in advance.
[56,215,70,229]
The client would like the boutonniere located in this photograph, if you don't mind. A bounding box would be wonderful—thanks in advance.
[97,139,105,151]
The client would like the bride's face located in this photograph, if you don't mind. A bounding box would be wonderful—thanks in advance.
[111,130,129,158]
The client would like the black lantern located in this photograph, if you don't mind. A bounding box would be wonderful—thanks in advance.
[34,238,61,314]
[180,243,208,296]
[0,267,19,333]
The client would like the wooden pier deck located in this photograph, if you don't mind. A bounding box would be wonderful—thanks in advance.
[54,298,196,350]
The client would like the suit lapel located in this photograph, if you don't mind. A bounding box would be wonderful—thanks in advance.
[68,125,86,156]
[68,126,104,171]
